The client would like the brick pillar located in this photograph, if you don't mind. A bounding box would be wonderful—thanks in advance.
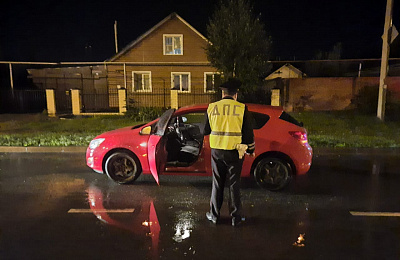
[171,89,178,109]
[271,89,281,106]
[71,89,81,115]
[118,88,127,114]
[45,89,56,117]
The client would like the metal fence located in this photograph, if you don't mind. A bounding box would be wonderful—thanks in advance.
[0,89,46,113]
[127,77,221,109]
[54,90,72,114]
[81,90,119,113]
[1,63,222,114]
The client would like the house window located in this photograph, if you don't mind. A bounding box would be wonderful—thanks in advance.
[204,73,222,92]
[164,34,183,55]
[171,72,190,92]
[132,71,152,92]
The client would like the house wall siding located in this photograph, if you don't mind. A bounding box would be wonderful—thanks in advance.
[114,17,209,63]
[106,64,218,108]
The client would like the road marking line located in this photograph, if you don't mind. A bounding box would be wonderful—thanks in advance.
[350,211,400,217]
[68,209,135,213]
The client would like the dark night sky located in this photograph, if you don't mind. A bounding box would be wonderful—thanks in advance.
[0,0,398,62]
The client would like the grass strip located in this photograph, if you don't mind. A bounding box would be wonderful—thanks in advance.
[0,111,399,147]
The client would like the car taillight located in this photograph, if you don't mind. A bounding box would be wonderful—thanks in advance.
[289,131,308,144]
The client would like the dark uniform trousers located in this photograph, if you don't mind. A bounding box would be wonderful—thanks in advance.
[210,148,243,220]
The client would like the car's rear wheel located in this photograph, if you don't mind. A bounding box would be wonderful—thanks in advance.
[253,157,292,191]
[104,152,141,184]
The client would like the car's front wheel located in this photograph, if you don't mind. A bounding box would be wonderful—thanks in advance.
[253,157,292,191]
[104,152,141,184]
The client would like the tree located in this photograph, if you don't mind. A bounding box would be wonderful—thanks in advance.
[307,42,346,76]
[314,42,342,60]
[205,0,272,96]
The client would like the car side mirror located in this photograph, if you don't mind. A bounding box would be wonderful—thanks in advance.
[140,126,152,135]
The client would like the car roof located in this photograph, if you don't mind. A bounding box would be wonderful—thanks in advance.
[176,103,284,117]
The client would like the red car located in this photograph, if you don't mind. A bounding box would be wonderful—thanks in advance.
[86,104,312,191]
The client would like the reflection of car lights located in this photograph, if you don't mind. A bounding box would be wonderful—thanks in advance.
[173,212,194,242]
[142,221,151,227]
[140,142,147,147]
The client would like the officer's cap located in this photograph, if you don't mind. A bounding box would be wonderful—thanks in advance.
[219,78,242,93]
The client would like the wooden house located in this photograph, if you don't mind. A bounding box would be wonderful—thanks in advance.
[107,12,220,108]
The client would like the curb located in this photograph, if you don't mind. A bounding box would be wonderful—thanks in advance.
[313,147,400,156]
[0,146,87,153]
[0,146,399,155]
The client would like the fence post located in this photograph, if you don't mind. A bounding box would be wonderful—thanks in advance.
[271,89,281,106]
[171,89,178,109]
[118,88,127,114]
[45,89,56,117]
[71,89,81,115]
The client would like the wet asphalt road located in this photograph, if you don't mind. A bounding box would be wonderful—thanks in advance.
[1,148,400,260]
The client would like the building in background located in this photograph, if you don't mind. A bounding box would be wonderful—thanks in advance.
[27,13,220,113]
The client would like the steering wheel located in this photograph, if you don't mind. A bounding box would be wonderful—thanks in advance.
[174,117,186,143]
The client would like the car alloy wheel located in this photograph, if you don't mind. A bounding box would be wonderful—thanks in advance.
[105,152,140,184]
[254,157,292,191]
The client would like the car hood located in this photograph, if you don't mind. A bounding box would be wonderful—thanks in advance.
[95,124,144,138]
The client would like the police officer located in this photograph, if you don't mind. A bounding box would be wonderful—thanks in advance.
[204,78,255,227]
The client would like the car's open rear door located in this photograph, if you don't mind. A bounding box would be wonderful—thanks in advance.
[147,109,175,184]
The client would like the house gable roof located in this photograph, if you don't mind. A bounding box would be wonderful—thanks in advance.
[108,13,208,62]
[265,63,305,80]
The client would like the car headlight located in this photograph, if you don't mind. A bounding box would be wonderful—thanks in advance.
[89,138,105,149]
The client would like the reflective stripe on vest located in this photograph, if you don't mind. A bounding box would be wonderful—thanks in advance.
[207,99,245,150]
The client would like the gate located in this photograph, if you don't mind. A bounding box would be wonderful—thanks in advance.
[54,90,72,114]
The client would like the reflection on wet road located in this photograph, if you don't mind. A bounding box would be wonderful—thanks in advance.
[1,149,400,259]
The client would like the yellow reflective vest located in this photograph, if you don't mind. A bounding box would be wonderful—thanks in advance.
[207,98,245,150]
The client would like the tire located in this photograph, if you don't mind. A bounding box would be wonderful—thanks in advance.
[253,157,292,191]
[104,152,141,184]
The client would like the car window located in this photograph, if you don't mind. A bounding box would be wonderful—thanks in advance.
[181,112,206,124]
[251,112,270,130]
[279,112,303,127]
[177,112,206,135]
[154,109,175,136]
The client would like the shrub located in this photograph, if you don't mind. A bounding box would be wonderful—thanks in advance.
[351,85,379,114]
[125,107,166,122]
[351,85,400,119]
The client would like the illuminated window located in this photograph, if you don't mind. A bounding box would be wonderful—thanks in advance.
[204,73,222,92]
[132,71,152,92]
[164,34,183,55]
[171,72,190,92]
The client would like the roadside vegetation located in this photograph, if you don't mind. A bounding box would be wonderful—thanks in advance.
[293,111,400,148]
[0,109,399,148]
[0,107,163,147]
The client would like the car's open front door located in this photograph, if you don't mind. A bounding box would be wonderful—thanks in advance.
[147,109,175,184]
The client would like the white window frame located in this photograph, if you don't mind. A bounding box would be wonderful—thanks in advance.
[163,34,183,55]
[171,72,191,92]
[204,72,222,93]
[132,71,152,92]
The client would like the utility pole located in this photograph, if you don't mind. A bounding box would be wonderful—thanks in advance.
[9,63,14,93]
[377,0,394,121]
[114,20,119,54]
